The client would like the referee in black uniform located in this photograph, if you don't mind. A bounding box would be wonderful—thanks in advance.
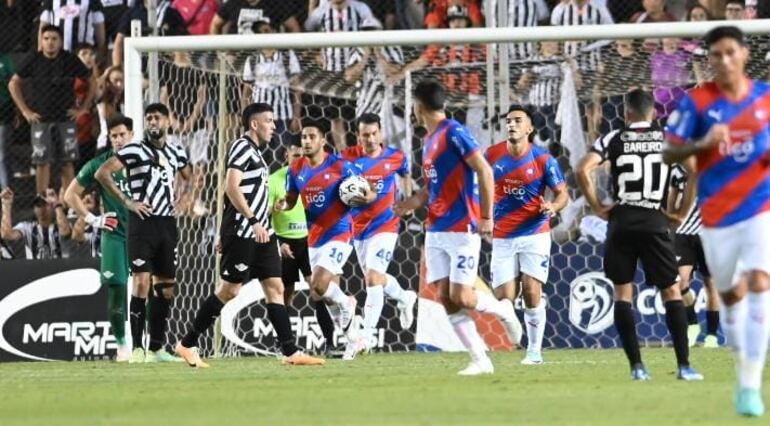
[175,103,324,367]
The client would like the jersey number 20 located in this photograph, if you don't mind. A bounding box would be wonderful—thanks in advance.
[617,153,669,202]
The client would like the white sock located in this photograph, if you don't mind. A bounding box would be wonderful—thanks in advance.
[524,300,546,353]
[741,291,770,390]
[363,285,384,333]
[474,291,509,319]
[383,274,405,302]
[322,282,348,306]
[721,298,748,355]
[448,310,488,362]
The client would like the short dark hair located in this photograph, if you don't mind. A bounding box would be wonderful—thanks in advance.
[504,104,534,123]
[241,102,273,128]
[413,79,446,111]
[725,0,744,7]
[356,113,381,129]
[76,43,95,54]
[624,89,655,119]
[144,103,170,117]
[107,115,133,132]
[301,118,326,134]
[704,25,745,48]
[40,24,63,38]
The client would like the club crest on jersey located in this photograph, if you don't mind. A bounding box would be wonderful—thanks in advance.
[324,174,330,180]
[755,109,767,121]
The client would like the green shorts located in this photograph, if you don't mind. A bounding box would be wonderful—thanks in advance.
[101,233,129,286]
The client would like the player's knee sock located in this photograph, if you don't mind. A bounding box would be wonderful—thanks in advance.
[614,301,642,368]
[129,296,146,350]
[448,310,487,362]
[314,300,335,344]
[148,284,172,352]
[685,306,698,325]
[266,303,299,356]
[363,285,384,334]
[663,300,690,367]
[322,282,348,306]
[181,294,224,348]
[383,274,405,302]
[705,310,719,336]
[721,298,747,358]
[741,291,770,390]
[524,301,546,353]
[474,291,509,319]
[107,285,127,345]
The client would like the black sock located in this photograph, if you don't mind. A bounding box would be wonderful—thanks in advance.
[130,297,146,350]
[181,294,224,348]
[148,292,171,352]
[706,310,720,336]
[686,304,698,325]
[664,300,690,368]
[315,300,335,345]
[267,303,299,356]
[614,301,642,368]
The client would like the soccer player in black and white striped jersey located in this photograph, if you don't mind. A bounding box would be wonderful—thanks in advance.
[667,164,721,348]
[96,103,191,363]
[175,103,325,368]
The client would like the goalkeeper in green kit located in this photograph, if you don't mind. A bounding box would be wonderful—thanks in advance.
[64,116,134,362]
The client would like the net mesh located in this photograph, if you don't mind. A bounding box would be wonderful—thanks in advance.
[141,31,770,356]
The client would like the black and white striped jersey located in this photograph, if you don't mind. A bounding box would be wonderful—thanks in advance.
[304,0,374,73]
[220,135,272,239]
[243,50,301,120]
[486,0,549,59]
[550,1,613,71]
[116,139,189,217]
[669,164,702,235]
[40,0,105,52]
[13,221,63,260]
[347,46,404,116]
[523,56,562,107]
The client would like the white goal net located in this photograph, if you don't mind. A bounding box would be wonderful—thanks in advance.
[124,21,770,357]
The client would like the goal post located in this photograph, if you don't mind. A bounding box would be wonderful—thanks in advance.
[122,20,770,357]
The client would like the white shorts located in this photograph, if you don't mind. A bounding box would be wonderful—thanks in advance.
[491,233,552,288]
[701,212,770,292]
[308,240,353,276]
[425,232,481,286]
[169,129,210,165]
[353,232,398,274]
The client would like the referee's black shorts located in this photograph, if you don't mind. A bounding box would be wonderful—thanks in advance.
[675,233,711,278]
[220,233,282,283]
[278,236,312,288]
[604,225,679,289]
[127,214,177,279]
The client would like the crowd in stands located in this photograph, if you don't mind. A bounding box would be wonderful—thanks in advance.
[0,0,768,261]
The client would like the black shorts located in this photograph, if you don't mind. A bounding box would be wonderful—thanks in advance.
[127,214,177,278]
[278,236,312,288]
[604,226,678,289]
[304,94,356,121]
[220,233,282,283]
[675,234,711,278]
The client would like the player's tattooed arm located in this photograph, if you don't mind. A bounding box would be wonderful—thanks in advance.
[96,157,151,219]
[540,186,570,218]
[576,152,613,220]
[394,187,427,216]
[663,124,730,164]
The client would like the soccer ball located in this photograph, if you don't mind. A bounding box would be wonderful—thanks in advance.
[339,175,369,206]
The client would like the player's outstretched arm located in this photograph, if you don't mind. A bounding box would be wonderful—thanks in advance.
[576,152,613,220]
[465,151,495,236]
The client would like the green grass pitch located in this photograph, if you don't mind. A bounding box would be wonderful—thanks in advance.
[0,348,764,425]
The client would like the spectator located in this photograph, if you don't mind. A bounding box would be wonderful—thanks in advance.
[744,0,757,19]
[112,0,189,66]
[0,50,12,189]
[596,39,650,134]
[514,41,565,146]
[173,0,219,35]
[344,17,405,146]
[102,0,134,50]
[8,25,92,194]
[68,189,100,257]
[39,0,107,61]
[485,0,550,59]
[211,0,302,34]
[424,0,483,29]
[630,0,678,22]
[96,65,124,151]
[551,0,614,73]
[686,3,712,20]
[683,5,711,83]
[242,19,302,169]
[75,43,99,167]
[607,0,642,23]
[650,37,691,119]
[1,188,72,260]
[361,0,398,29]
[724,0,744,19]
[305,0,374,151]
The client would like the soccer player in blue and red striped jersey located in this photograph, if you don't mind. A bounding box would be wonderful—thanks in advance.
[341,113,418,355]
[485,105,569,365]
[663,26,770,417]
[276,119,376,355]
[396,80,519,376]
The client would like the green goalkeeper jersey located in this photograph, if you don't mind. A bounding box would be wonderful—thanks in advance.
[268,166,308,239]
[76,150,130,239]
